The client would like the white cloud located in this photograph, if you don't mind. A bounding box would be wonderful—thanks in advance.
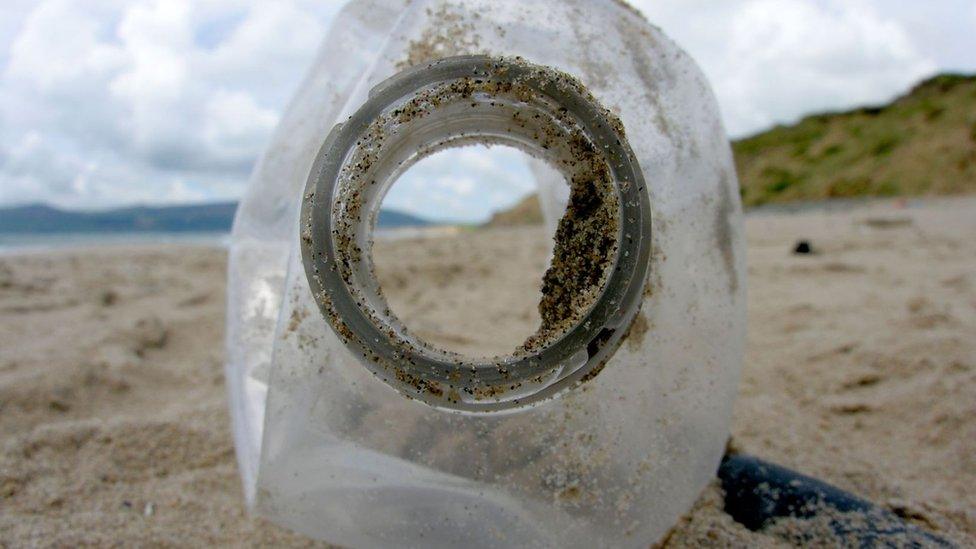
[634,0,937,135]
[5,1,121,93]
[203,89,279,163]
[382,145,539,223]
[0,0,331,209]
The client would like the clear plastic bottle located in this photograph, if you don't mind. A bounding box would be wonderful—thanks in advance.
[226,1,745,547]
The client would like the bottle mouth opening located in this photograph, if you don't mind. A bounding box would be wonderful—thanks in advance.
[300,55,652,412]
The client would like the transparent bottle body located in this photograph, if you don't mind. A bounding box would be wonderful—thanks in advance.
[226,1,746,547]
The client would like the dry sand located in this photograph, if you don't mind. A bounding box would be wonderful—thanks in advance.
[1,197,974,546]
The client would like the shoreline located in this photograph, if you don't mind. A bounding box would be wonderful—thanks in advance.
[3,195,974,256]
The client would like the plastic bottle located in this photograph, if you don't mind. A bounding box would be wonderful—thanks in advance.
[226,1,745,546]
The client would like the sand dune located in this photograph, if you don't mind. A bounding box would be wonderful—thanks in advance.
[1,198,974,546]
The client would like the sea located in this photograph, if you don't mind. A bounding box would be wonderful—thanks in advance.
[0,231,232,255]
[0,226,460,255]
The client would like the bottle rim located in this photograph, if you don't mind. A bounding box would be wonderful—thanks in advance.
[300,55,652,412]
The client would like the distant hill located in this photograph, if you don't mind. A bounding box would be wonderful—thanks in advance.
[0,203,239,233]
[0,202,431,233]
[486,194,544,227]
[376,208,432,229]
[735,73,976,206]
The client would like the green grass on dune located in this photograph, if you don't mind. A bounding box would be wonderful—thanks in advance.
[734,73,976,206]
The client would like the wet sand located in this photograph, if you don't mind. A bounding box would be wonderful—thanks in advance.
[1,197,974,546]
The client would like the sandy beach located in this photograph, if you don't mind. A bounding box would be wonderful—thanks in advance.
[1,197,974,546]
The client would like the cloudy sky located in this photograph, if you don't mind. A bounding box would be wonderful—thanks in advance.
[0,1,974,222]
